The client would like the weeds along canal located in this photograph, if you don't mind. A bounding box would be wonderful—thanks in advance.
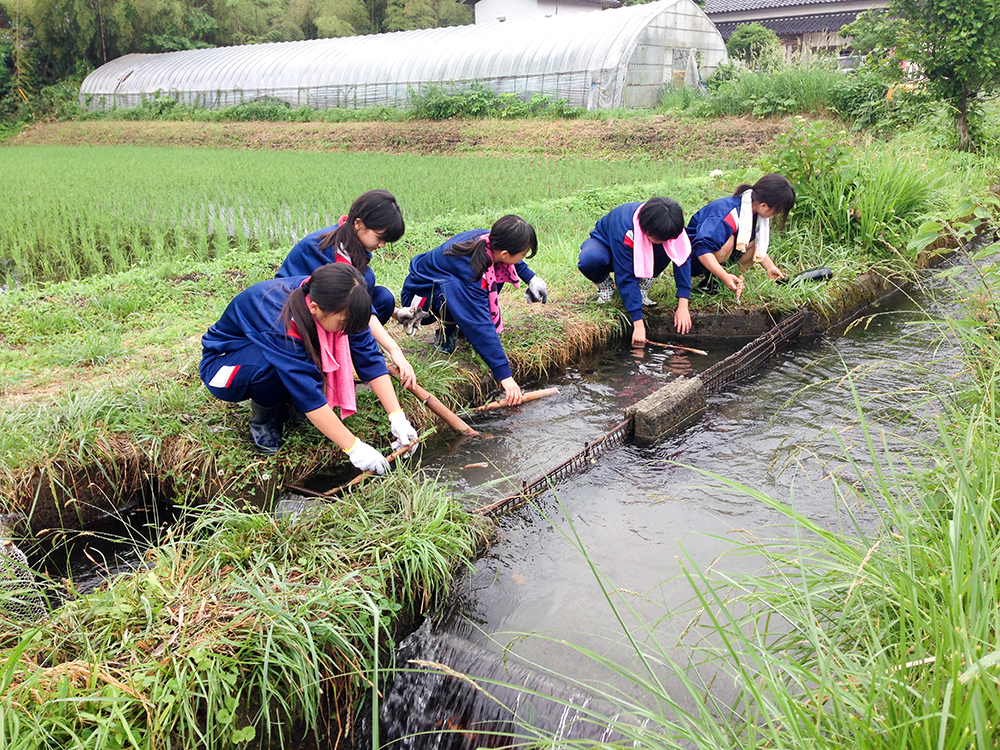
[376,260,974,743]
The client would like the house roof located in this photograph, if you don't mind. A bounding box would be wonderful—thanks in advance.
[712,10,859,37]
[704,0,861,14]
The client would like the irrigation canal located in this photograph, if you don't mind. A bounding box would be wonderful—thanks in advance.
[372,261,971,746]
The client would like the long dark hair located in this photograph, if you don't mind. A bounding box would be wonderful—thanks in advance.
[445,215,538,282]
[733,174,796,220]
[279,263,372,371]
[317,190,405,273]
[637,197,685,241]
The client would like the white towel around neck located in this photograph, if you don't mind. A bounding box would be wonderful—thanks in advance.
[736,189,769,262]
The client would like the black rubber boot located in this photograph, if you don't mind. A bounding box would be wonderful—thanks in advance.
[249,400,283,455]
[434,324,458,354]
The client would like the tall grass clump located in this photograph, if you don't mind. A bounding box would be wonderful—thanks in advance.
[697,62,843,118]
[0,470,479,749]
[765,117,941,263]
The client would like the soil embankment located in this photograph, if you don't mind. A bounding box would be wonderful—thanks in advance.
[14,115,788,160]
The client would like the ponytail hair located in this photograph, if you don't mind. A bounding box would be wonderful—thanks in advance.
[445,215,538,282]
[637,197,685,241]
[733,174,796,220]
[316,189,405,273]
[279,263,372,371]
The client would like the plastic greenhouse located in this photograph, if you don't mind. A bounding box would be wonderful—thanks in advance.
[79,0,727,112]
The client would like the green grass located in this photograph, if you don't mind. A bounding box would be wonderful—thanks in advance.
[697,63,844,118]
[0,469,481,749]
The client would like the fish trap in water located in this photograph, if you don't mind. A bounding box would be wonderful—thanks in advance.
[476,417,633,517]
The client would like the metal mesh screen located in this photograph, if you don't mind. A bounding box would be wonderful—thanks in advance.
[700,309,807,393]
[476,418,633,517]
[475,310,808,518]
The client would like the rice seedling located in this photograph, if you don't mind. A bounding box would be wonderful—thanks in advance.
[1,146,694,284]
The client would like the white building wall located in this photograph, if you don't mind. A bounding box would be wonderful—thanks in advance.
[474,0,611,24]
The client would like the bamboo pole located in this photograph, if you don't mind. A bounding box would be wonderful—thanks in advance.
[645,340,708,356]
[387,364,479,436]
[471,387,559,413]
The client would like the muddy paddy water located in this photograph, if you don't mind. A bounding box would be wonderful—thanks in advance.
[374,265,968,737]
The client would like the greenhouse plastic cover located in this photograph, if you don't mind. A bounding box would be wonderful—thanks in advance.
[80,0,727,111]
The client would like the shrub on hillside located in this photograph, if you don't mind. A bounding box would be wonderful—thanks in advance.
[220,100,292,122]
[726,23,783,73]
[831,61,931,131]
[408,83,582,120]
[704,62,742,93]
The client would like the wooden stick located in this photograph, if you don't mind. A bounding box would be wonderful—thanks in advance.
[471,387,560,413]
[387,364,479,436]
[323,439,418,497]
[283,484,326,499]
[645,340,708,356]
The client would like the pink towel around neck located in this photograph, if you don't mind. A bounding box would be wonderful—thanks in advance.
[631,204,692,279]
[304,293,357,418]
[479,233,520,334]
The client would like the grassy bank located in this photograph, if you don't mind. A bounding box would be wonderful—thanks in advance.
[0,470,483,749]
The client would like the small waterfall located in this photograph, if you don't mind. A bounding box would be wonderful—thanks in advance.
[377,620,627,749]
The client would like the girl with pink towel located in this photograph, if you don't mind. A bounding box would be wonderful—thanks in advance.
[577,197,692,347]
[200,263,418,468]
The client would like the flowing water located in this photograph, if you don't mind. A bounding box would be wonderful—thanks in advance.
[379,263,976,744]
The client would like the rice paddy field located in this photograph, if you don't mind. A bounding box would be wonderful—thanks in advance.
[4,146,708,284]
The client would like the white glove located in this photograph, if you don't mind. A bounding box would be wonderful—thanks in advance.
[396,305,430,336]
[347,439,390,475]
[525,276,548,304]
[388,411,419,456]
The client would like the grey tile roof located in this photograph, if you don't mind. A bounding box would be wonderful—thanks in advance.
[704,0,856,15]
[714,10,859,37]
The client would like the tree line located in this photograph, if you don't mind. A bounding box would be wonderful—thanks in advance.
[0,0,471,106]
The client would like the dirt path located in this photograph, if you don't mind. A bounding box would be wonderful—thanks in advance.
[13,115,789,160]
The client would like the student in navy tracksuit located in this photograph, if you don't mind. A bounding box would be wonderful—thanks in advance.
[687,174,796,297]
[396,215,547,406]
[276,190,417,389]
[200,263,418,465]
[577,197,691,347]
